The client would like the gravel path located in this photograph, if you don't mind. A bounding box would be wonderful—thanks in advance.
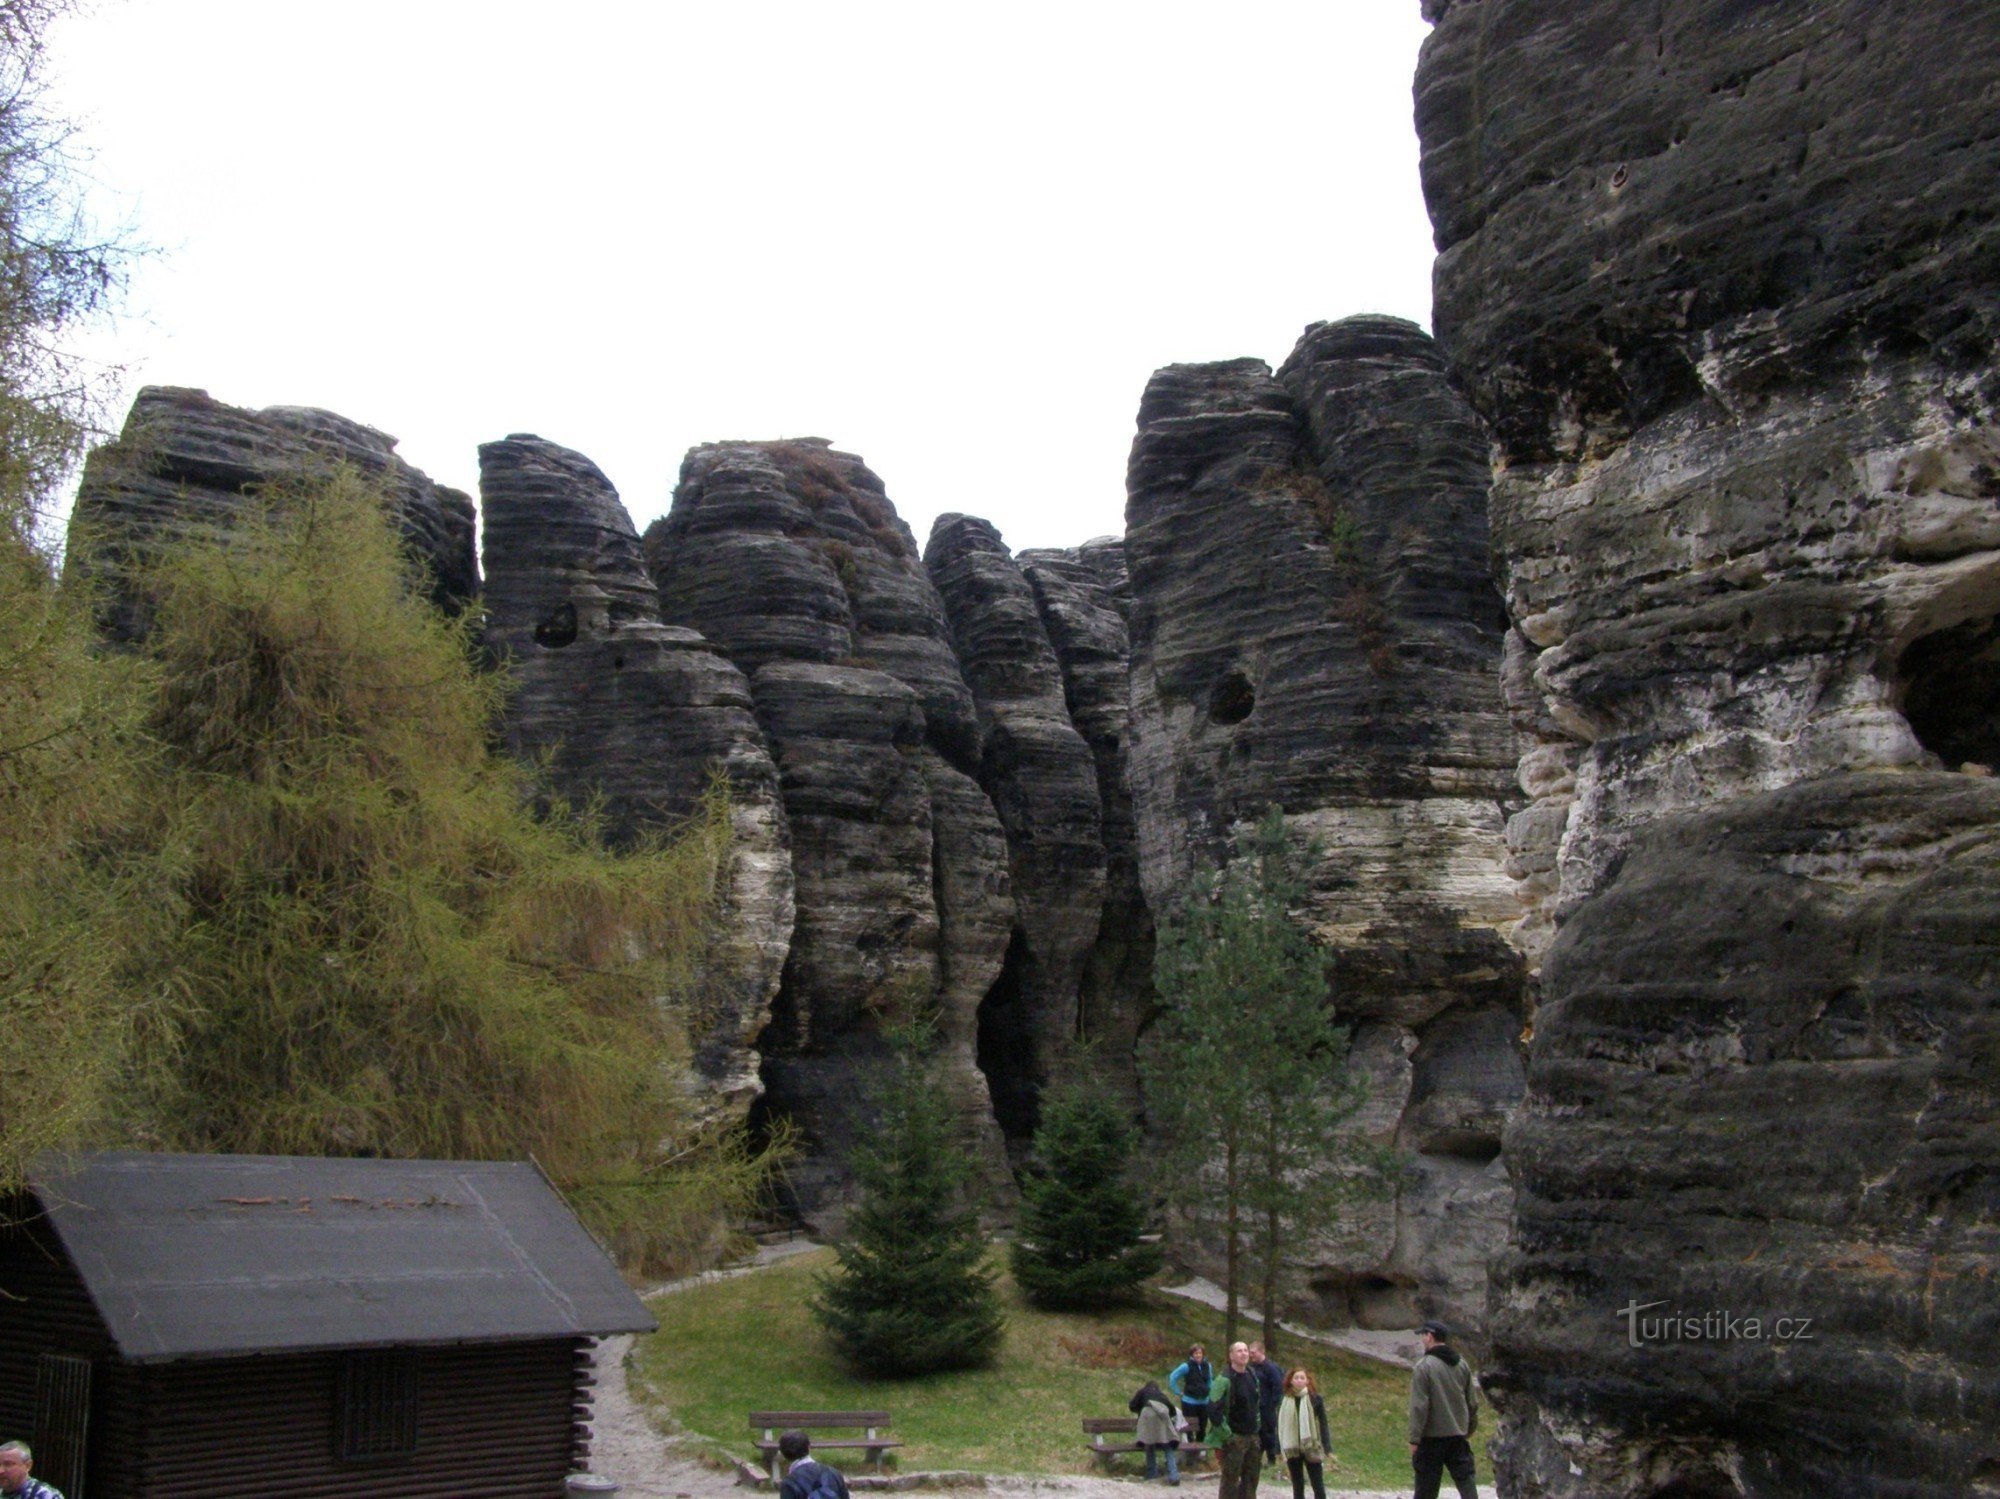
[574,1245,1491,1499]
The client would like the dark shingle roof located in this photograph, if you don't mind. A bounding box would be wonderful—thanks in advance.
[32,1152,657,1362]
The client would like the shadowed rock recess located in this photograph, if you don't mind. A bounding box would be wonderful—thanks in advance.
[1419,3,2000,1494]
[1123,314,1523,1340]
[643,440,1025,1219]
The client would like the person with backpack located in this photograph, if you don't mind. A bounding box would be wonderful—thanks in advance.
[1277,1368,1332,1499]
[1130,1379,1182,1484]
[1168,1343,1215,1441]
[777,1430,851,1499]
[1210,1340,1264,1499]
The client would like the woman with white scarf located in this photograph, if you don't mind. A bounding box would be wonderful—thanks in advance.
[1277,1367,1332,1499]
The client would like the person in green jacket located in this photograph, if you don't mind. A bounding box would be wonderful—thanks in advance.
[1407,1321,1478,1499]
[1212,1341,1264,1499]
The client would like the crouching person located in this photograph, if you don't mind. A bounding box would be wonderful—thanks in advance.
[1131,1380,1182,1484]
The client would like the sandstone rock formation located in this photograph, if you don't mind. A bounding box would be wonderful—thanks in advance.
[70,386,477,640]
[1123,315,1523,1338]
[645,441,1016,1216]
[477,435,792,1111]
[1019,539,1154,1108]
[926,515,1108,1142]
[1419,4,2000,1492]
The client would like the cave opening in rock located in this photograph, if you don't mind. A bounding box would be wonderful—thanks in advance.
[533,600,578,648]
[1209,669,1255,726]
[976,931,1040,1149]
[1898,614,2000,768]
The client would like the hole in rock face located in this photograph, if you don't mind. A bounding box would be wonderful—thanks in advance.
[534,600,578,648]
[1209,670,1255,726]
[1899,615,2000,768]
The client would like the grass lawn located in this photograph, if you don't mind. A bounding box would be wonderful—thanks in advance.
[628,1248,1422,1489]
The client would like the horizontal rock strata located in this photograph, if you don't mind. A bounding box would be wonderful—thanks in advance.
[1019,539,1153,1110]
[645,442,1015,1217]
[478,434,791,1112]
[926,515,1107,1146]
[1419,2,2000,1492]
[1123,315,1523,1339]
[70,386,477,640]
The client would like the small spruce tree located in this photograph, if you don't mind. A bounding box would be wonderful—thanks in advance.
[1010,1070,1162,1309]
[813,1026,1004,1376]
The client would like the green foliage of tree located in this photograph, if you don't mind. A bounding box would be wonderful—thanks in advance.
[0,510,168,1189]
[102,470,771,1272]
[1010,1065,1162,1310]
[0,0,159,1191]
[0,0,124,534]
[1141,807,1387,1354]
[813,1025,1005,1376]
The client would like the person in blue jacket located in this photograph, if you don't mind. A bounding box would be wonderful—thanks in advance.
[1168,1342,1215,1442]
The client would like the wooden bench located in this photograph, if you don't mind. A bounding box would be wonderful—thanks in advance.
[1082,1416,1211,1470]
[750,1411,902,1485]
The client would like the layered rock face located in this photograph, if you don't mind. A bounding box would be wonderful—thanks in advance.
[925,516,1108,1140]
[478,435,792,1111]
[1019,539,1155,1107]
[645,442,1016,1215]
[1124,315,1523,1337]
[70,386,477,639]
[1419,4,2000,1492]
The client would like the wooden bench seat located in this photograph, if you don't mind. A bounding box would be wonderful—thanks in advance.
[1082,1416,1210,1469]
[749,1410,903,1485]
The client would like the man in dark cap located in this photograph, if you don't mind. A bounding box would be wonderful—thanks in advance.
[1407,1321,1478,1499]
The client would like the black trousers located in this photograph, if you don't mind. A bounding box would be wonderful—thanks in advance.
[1285,1455,1325,1499]
[1184,1403,1208,1442]
[1412,1434,1477,1499]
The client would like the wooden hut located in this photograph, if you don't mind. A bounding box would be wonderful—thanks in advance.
[0,1152,657,1498]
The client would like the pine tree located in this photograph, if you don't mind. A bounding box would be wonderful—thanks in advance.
[813,1026,1005,1376]
[1141,807,1384,1352]
[1010,1071,1162,1310]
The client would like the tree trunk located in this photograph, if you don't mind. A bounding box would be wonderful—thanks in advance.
[1261,1190,1281,1360]
[1223,1139,1241,1344]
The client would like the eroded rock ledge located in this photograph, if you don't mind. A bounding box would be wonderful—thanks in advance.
[1123,314,1523,1339]
[1419,2,2000,1492]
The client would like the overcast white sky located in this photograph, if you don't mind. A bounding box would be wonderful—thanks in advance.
[48,2,1437,554]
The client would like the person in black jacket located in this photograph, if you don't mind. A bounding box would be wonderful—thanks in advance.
[1169,1344,1214,1441]
[1248,1341,1285,1463]
[1214,1341,1264,1499]
[776,1431,851,1499]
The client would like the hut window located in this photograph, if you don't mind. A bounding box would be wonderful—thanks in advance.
[337,1351,419,1461]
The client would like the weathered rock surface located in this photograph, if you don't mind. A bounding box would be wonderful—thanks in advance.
[926,515,1107,1145]
[70,386,477,639]
[1494,775,2000,1498]
[1020,539,1154,1110]
[1419,4,2000,1492]
[477,435,791,1112]
[1123,316,1524,1339]
[645,443,1014,1218]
